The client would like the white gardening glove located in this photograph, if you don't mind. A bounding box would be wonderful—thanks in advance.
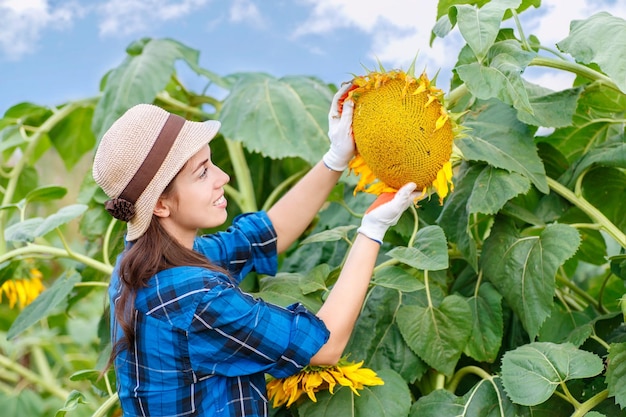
[323,83,355,171]
[358,183,421,244]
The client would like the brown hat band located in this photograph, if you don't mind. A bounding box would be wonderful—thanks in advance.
[105,113,185,222]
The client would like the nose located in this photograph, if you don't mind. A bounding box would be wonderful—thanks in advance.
[219,167,230,186]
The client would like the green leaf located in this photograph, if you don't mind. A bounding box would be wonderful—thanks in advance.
[456,40,535,113]
[49,106,96,170]
[386,226,449,271]
[257,272,322,312]
[606,342,626,409]
[0,390,43,417]
[481,220,581,338]
[464,283,503,362]
[454,0,522,62]
[348,286,428,383]
[4,217,44,243]
[92,38,199,140]
[24,185,68,204]
[563,140,626,187]
[582,167,626,234]
[410,389,464,416]
[458,99,549,193]
[468,166,530,215]
[54,390,88,416]
[0,260,20,287]
[372,266,425,293]
[610,254,626,280]
[501,342,604,406]
[537,304,593,346]
[397,294,473,376]
[437,164,481,270]
[7,270,81,339]
[220,73,333,164]
[34,204,88,237]
[300,225,357,245]
[299,264,330,295]
[410,377,518,417]
[557,12,626,93]
[517,84,582,128]
[297,368,411,417]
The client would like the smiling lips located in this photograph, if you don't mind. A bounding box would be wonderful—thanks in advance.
[213,195,227,207]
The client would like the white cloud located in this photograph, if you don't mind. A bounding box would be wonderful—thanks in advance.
[519,0,626,48]
[0,0,79,60]
[98,0,209,36]
[293,0,626,90]
[293,0,454,73]
[229,0,265,28]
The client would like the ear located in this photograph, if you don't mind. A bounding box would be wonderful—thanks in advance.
[153,197,171,218]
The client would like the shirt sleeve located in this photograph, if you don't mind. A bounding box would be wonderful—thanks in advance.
[187,276,330,379]
[194,211,278,283]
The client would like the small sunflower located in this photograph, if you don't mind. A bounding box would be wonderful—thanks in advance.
[341,66,463,203]
[0,268,45,309]
[266,358,384,408]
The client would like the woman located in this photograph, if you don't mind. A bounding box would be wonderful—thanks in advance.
[92,86,420,416]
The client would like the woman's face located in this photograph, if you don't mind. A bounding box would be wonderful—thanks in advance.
[155,144,230,247]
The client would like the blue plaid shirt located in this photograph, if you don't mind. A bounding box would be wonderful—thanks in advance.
[109,212,330,417]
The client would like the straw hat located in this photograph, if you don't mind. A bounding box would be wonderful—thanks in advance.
[93,104,221,241]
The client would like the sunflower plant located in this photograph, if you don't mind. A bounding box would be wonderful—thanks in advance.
[1,1,625,416]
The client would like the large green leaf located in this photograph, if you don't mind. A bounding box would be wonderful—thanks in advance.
[34,204,88,237]
[468,165,530,214]
[7,270,81,339]
[538,91,625,164]
[92,38,201,140]
[386,226,449,271]
[410,377,517,417]
[562,139,626,187]
[458,99,549,193]
[348,285,427,383]
[371,266,425,293]
[4,217,44,243]
[537,304,593,346]
[397,294,472,376]
[256,272,322,312]
[23,185,68,205]
[517,83,582,128]
[464,283,503,362]
[501,342,604,406]
[582,167,626,234]
[297,368,411,417]
[454,0,522,62]
[220,73,332,164]
[456,40,535,113]
[49,105,95,170]
[437,163,481,270]
[606,342,626,409]
[557,12,626,93]
[481,220,581,338]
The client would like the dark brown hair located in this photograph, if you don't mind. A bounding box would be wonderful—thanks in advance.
[104,168,227,372]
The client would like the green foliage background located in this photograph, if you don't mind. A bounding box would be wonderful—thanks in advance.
[1,0,625,416]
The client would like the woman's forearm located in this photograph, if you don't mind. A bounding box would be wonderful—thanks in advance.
[309,234,379,365]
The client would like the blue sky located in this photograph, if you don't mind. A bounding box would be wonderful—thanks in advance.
[1,0,625,116]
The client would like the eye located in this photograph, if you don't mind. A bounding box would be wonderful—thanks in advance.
[199,166,208,179]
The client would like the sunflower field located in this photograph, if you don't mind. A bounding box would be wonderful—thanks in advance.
[1,0,625,416]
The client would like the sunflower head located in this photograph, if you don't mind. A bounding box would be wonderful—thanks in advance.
[266,358,384,408]
[341,66,462,203]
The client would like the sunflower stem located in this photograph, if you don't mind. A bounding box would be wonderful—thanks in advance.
[547,177,625,248]
[529,56,621,93]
